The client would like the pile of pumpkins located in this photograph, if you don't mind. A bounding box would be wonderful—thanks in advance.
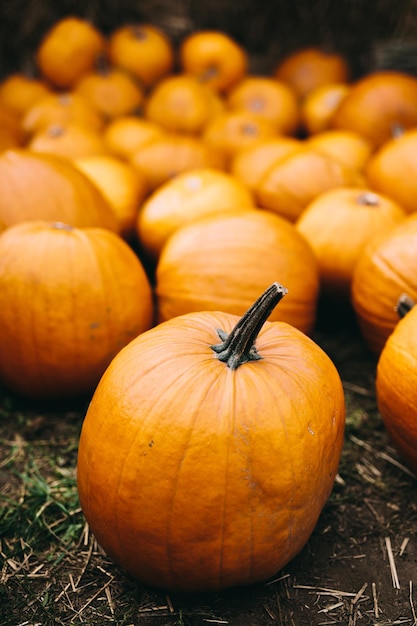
[1,15,417,593]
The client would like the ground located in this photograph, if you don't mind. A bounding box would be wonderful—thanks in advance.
[1,300,417,626]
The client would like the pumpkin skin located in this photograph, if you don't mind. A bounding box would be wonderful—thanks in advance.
[255,147,364,222]
[330,71,417,148]
[351,213,417,354]
[77,283,345,592]
[0,149,118,233]
[376,298,417,474]
[155,209,320,334]
[366,128,417,214]
[296,187,406,298]
[0,221,153,398]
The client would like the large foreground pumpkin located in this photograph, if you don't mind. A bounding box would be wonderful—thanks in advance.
[0,221,153,398]
[77,283,345,592]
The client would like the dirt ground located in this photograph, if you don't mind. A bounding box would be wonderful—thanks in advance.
[1,300,417,626]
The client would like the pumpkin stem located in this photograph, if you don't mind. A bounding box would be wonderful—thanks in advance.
[396,293,416,318]
[211,282,288,370]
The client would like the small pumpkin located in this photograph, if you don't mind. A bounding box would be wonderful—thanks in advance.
[36,16,107,89]
[129,133,226,191]
[351,212,417,354]
[0,73,51,118]
[103,115,166,160]
[296,187,406,298]
[73,154,149,240]
[155,209,320,334]
[77,282,345,592]
[179,30,248,93]
[74,59,144,120]
[376,294,417,474]
[366,127,417,214]
[255,146,364,222]
[144,74,224,135]
[0,221,153,399]
[21,91,105,137]
[226,76,300,135]
[0,149,118,233]
[273,48,350,100]
[330,70,417,148]
[27,122,109,159]
[136,168,255,260]
[108,24,174,88]
[306,129,373,172]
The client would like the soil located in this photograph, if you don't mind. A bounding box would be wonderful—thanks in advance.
[1,300,417,626]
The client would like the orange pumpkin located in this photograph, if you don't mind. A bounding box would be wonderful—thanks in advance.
[255,147,364,222]
[36,16,107,89]
[376,295,417,474]
[21,92,105,137]
[306,129,373,172]
[226,76,300,135]
[103,115,166,160]
[144,74,224,135]
[73,154,149,240]
[330,71,417,148]
[202,110,278,163]
[156,209,320,334]
[77,282,345,592]
[27,122,109,159]
[0,73,51,117]
[0,221,153,398]
[274,48,350,100]
[366,127,417,214]
[108,24,174,88]
[300,82,350,135]
[136,168,255,259]
[229,137,303,191]
[0,149,118,232]
[351,212,417,354]
[74,60,144,120]
[179,30,248,93]
[296,188,406,298]
[129,134,226,191]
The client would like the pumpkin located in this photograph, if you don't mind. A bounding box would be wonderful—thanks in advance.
[376,295,417,474]
[226,76,300,135]
[306,129,373,172]
[21,91,105,137]
[0,221,153,399]
[136,168,255,260]
[202,110,278,163]
[273,48,350,100]
[129,133,226,191]
[330,71,417,148]
[155,209,320,334]
[74,60,144,120]
[77,282,345,592]
[73,154,149,240]
[108,24,174,88]
[103,115,166,160]
[351,212,417,354]
[27,122,109,159]
[0,149,118,233]
[230,137,302,192]
[36,16,107,89]
[144,74,224,135]
[255,146,364,222]
[179,30,248,93]
[300,82,350,135]
[366,128,417,214]
[0,73,51,118]
[296,187,406,298]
